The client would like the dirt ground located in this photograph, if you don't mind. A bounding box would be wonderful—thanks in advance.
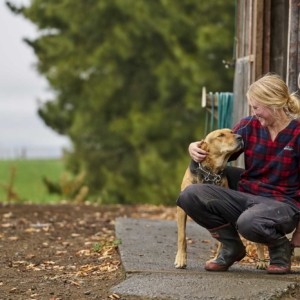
[0,203,177,300]
[1,203,300,300]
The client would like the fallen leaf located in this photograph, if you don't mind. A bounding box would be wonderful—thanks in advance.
[109,293,120,299]
[25,227,40,233]
[201,239,211,244]
[71,233,80,237]
[1,223,13,228]
[9,287,17,293]
[3,212,13,219]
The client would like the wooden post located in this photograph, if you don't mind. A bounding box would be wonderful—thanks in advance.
[287,0,300,92]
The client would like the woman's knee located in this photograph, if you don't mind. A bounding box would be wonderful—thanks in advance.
[176,184,208,209]
[237,209,272,243]
[236,210,258,241]
[177,184,197,208]
[237,202,299,243]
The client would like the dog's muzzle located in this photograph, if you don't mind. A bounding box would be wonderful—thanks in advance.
[235,134,244,149]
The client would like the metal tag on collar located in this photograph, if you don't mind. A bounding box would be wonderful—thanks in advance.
[204,173,212,182]
[214,174,222,184]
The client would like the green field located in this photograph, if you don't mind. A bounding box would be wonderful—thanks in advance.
[0,159,67,203]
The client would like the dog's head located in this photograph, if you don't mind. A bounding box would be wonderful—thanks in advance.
[202,128,243,154]
[199,128,243,170]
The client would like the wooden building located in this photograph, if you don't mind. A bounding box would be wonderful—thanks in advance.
[233,0,300,124]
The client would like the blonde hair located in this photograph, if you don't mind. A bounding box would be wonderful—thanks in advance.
[247,73,300,118]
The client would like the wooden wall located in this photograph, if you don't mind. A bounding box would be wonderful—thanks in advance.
[234,0,300,123]
[288,0,300,93]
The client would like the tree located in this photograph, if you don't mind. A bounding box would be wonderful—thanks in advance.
[7,0,235,204]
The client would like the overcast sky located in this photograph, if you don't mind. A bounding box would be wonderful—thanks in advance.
[0,0,70,158]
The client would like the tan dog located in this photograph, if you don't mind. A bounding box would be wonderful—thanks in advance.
[174,128,267,269]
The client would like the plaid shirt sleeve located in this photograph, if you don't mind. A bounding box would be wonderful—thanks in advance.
[232,116,300,209]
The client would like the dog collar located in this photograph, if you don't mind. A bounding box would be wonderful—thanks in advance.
[190,161,223,185]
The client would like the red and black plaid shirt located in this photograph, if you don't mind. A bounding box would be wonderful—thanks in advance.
[233,116,300,209]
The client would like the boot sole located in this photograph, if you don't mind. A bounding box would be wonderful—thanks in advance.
[205,251,246,272]
[267,266,291,275]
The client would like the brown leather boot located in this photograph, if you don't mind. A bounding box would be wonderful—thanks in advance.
[267,236,292,274]
[205,223,246,272]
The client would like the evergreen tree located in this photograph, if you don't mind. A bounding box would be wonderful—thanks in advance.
[7,0,235,204]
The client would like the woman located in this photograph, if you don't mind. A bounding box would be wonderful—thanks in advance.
[177,73,300,274]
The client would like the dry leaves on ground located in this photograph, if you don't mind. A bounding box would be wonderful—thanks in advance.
[1,203,298,300]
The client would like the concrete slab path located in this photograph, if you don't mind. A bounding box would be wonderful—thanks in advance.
[111,218,300,300]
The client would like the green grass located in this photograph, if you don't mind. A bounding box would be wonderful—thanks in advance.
[0,159,67,203]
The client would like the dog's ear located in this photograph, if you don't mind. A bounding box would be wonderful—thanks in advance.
[198,141,209,152]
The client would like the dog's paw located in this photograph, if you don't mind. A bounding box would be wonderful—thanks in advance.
[256,259,268,270]
[174,261,187,269]
[174,252,187,269]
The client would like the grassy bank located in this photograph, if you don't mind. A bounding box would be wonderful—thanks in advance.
[0,159,66,203]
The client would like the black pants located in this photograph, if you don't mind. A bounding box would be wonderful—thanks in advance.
[177,167,299,244]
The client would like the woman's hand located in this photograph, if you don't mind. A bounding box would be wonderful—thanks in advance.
[188,141,207,163]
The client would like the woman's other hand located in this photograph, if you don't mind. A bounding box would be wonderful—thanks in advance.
[188,141,207,163]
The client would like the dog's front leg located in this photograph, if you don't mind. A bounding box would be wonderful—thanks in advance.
[255,243,268,269]
[175,206,187,268]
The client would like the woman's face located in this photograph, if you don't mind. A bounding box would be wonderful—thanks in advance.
[248,98,275,128]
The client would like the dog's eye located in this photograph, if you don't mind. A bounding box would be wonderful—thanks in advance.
[218,133,225,137]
